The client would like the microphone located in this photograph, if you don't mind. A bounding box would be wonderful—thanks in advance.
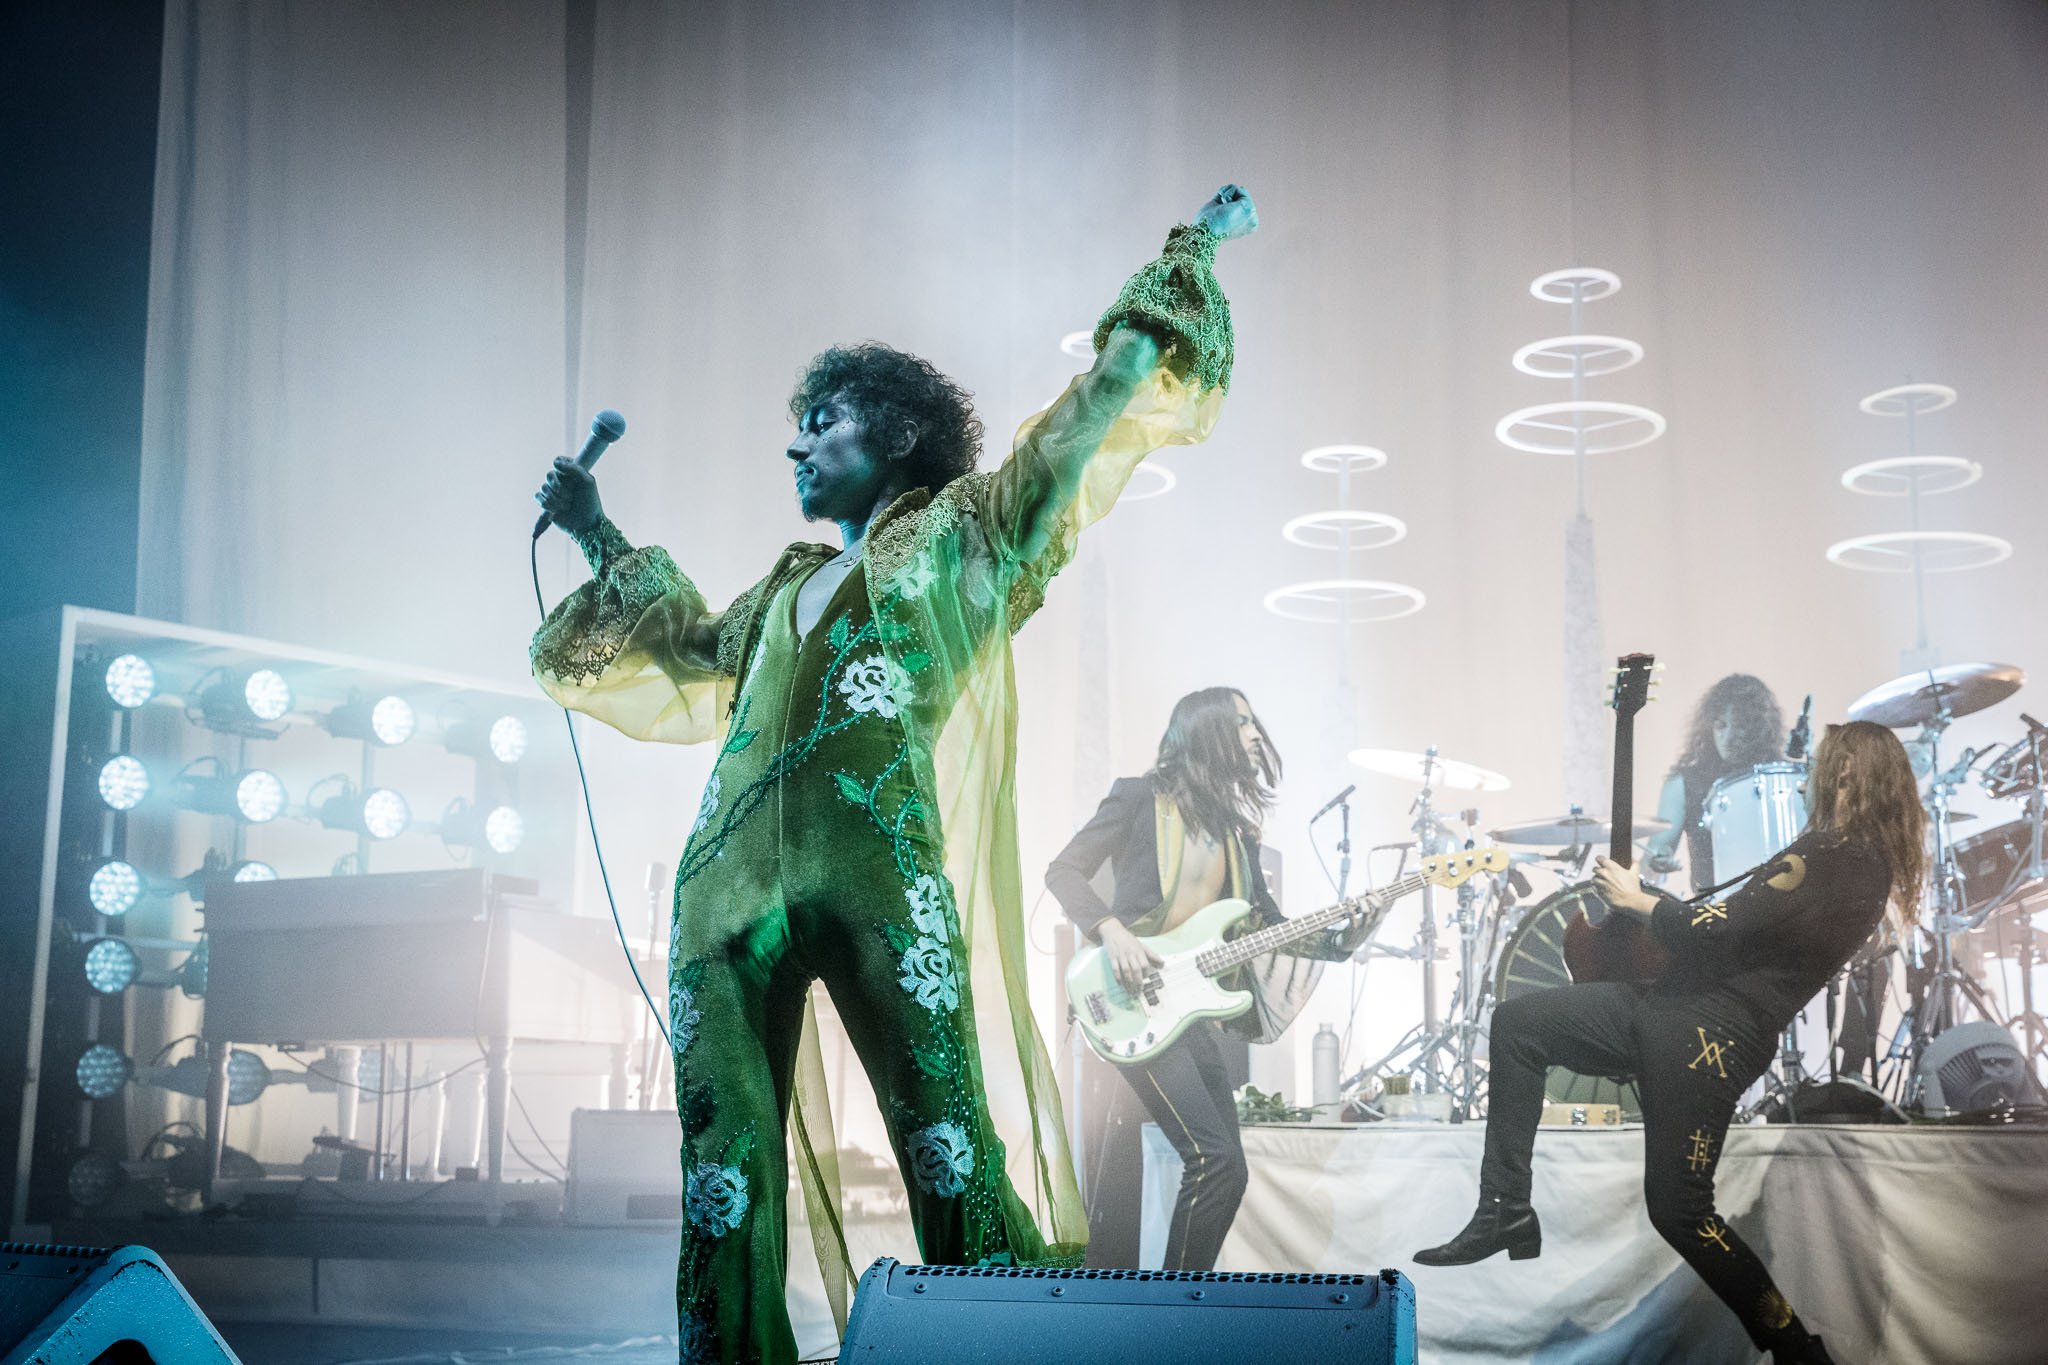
[2022,712,2047,735]
[533,409,628,538]
[1311,784,1356,821]
[1786,694,1814,761]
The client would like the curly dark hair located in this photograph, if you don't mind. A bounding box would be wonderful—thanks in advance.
[1672,673,1785,783]
[787,343,983,492]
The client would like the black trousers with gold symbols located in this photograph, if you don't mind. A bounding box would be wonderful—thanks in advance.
[1480,981,1802,1347]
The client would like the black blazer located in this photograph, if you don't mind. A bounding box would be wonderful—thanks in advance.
[1045,773,1283,941]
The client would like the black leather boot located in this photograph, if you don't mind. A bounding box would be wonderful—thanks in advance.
[1412,1195,1541,1266]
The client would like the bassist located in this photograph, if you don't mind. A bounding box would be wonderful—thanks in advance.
[1047,688,1365,1271]
[1414,722,1924,1364]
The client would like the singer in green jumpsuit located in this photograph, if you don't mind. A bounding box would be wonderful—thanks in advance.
[530,190,1253,1363]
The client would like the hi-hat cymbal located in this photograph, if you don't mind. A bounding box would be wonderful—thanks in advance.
[1848,662,2024,730]
[1348,747,1510,792]
[1490,814,1670,846]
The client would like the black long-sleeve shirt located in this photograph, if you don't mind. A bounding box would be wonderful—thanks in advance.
[1648,829,1892,1029]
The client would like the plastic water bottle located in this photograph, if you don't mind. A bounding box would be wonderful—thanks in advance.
[1311,1024,1340,1122]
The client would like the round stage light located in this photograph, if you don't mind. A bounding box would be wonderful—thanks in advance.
[227,1050,270,1106]
[75,1044,133,1100]
[67,1153,124,1209]
[490,716,527,764]
[244,669,292,722]
[484,806,524,854]
[234,770,287,823]
[103,655,157,709]
[83,938,139,994]
[231,860,278,883]
[371,696,417,746]
[97,755,150,811]
[362,789,410,840]
[88,860,144,917]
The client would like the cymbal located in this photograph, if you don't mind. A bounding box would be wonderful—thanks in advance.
[1490,814,1670,846]
[1349,747,1510,792]
[1848,662,2024,730]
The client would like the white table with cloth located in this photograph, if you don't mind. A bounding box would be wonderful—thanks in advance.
[1139,1121,2048,1365]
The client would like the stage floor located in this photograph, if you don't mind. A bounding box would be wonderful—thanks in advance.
[1141,1120,2048,1365]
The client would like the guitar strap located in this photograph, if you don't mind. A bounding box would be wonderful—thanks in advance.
[1685,852,1791,904]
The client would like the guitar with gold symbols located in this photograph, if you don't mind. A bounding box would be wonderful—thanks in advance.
[1068,846,1512,1065]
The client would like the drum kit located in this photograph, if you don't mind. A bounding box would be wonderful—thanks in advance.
[1330,660,2046,1122]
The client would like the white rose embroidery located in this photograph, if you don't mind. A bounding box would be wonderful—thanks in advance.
[904,873,953,944]
[892,552,938,601]
[898,936,960,1013]
[684,1160,750,1236]
[837,655,899,719]
[691,773,721,838]
[907,1120,975,1198]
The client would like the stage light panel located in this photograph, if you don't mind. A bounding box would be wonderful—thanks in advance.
[372,696,416,744]
[103,654,156,709]
[227,1049,271,1105]
[231,860,278,882]
[75,1044,132,1100]
[67,1153,124,1209]
[484,806,524,853]
[491,715,527,763]
[97,755,150,811]
[446,713,528,764]
[244,669,292,720]
[321,787,410,839]
[327,694,418,746]
[88,860,143,917]
[234,769,286,822]
[83,938,139,994]
[176,766,287,823]
[364,789,409,839]
[196,667,294,734]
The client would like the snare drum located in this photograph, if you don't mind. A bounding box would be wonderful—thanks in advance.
[1703,761,1809,887]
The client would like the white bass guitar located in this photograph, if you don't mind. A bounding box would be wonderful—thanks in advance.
[1068,846,1509,1065]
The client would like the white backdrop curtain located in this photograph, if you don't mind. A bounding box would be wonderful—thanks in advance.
[139,1,2048,1347]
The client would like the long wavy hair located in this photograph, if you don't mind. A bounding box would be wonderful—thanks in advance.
[1673,673,1785,783]
[1151,688,1279,846]
[1806,720,1926,934]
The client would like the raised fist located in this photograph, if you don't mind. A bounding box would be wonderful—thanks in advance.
[536,456,604,536]
[1195,184,1259,241]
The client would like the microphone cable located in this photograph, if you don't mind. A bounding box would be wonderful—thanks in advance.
[531,533,672,1053]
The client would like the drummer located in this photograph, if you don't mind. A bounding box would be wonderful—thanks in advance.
[1645,674,1788,893]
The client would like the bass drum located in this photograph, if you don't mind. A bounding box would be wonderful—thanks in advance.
[1495,884,1642,1120]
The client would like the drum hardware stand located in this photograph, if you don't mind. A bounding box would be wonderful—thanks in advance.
[1908,697,2003,1107]
[1337,753,1498,1119]
[1739,1018,1814,1123]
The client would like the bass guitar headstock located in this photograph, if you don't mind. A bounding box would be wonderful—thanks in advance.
[1421,846,1510,888]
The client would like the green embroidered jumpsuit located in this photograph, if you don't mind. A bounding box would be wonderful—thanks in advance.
[531,222,1236,1364]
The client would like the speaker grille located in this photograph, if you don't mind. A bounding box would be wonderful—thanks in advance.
[899,1264,1379,1286]
[1,1241,111,1260]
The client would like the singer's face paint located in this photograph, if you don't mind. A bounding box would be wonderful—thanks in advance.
[787,395,888,523]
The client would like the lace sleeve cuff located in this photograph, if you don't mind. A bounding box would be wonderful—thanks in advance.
[1091,221,1234,392]
[530,542,691,687]
[570,515,635,578]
